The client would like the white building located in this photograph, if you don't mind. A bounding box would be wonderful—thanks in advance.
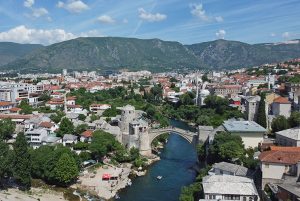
[202,175,259,201]
[259,147,300,188]
[223,120,266,148]
[271,97,291,118]
[25,128,48,149]
[276,127,300,147]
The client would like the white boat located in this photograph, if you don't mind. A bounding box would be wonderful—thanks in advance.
[157,176,163,180]
[115,194,120,199]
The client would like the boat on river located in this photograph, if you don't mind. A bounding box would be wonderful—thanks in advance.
[156,176,163,180]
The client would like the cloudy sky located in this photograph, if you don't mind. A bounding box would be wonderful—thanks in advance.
[0,0,299,45]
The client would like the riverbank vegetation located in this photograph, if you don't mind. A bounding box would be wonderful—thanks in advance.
[180,131,259,201]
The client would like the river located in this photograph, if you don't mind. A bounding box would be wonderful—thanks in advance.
[114,119,199,201]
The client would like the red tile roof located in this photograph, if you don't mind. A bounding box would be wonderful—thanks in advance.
[39,121,54,128]
[9,107,21,112]
[0,114,32,120]
[0,102,14,107]
[259,150,300,165]
[82,130,93,138]
[273,97,290,104]
[270,146,300,152]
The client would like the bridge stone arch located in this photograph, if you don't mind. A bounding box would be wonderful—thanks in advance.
[149,127,198,145]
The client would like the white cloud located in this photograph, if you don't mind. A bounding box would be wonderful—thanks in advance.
[270,33,276,37]
[138,8,167,22]
[57,0,89,13]
[0,25,105,45]
[0,25,76,45]
[32,7,49,18]
[79,30,104,37]
[24,0,49,19]
[24,0,34,8]
[216,29,226,39]
[215,16,223,22]
[190,4,209,21]
[97,15,115,24]
[190,4,223,23]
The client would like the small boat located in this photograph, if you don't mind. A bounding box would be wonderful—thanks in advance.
[157,176,163,180]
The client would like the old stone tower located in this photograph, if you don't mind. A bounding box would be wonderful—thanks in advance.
[117,105,151,156]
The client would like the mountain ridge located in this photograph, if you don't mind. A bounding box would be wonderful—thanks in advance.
[1,37,300,73]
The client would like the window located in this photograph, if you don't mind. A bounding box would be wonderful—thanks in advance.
[209,195,216,199]
[243,197,246,201]
[265,163,269,168]
[249,197,254,201]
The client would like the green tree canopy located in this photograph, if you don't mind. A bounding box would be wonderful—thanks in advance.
[53,153,79,186]
[208,132,244,163]
[0,141,13,180]
[13,133,31,190]
[272,115,290,133]
[256,94,267,128]
[0,118,16,140]
[289,111,300,127]
[57,117,74,137]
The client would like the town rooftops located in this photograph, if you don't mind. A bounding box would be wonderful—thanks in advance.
[63,134,77,141]
[0,114,32,120]
[259,149,300,165]
[278,183,300,198]
[202,175,258,196]
[39,121,54,128]
[270,146,300,152]
[223,120,266,133]
[276,127,300,140]
[273,96,290,104]
[212,162,254,177]
[0,101,14,107]
[81,130,93,138]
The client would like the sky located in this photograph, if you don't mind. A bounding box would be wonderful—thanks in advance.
[0,0,299,45]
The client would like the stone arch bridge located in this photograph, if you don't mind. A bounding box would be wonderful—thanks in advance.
[149,126,199,145]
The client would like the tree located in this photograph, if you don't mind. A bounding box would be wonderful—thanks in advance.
[38,92,51,102]
[256,94,267,128]
[57,117,74,137]
[0,141,13,181]
[53,153,79,186]
[19,100,33,114]
[289,111,300,127]
[75,124,88,135]
[208,132,244,164]
[50,111,65,124]
[78,114,86,121]
[0,119,16,140]
[13,133,31,190]
[272,115,290,132]
[179,92,195,105]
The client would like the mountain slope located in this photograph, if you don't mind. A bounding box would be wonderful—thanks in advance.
[186,39,300,69]
[0,42,43,66]
[2,37,204,73]
[2,38,300,73]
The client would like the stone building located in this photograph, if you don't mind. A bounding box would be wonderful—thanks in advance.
[117,105,151,156]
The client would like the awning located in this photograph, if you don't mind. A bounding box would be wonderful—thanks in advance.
[102,173,111,179]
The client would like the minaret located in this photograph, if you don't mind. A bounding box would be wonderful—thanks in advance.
[268,73,271,90]
[64,92,67,113]
[195,71,199,106]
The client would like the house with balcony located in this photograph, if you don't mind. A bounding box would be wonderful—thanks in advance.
[201,175,259,201]
[25,128,48,149]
